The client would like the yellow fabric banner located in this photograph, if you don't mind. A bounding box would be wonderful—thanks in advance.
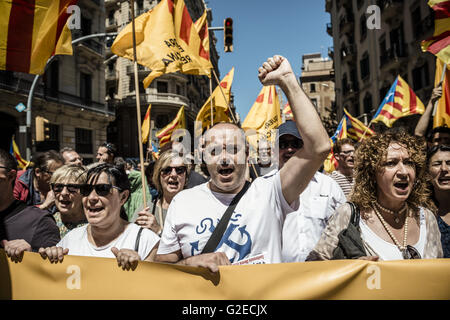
[433,58,450,128]
[1,250,449,300]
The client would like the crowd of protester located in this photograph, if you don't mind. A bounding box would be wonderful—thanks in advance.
[0,55,448,273]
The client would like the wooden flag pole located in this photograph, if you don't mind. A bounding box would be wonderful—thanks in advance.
[130,0,147,207]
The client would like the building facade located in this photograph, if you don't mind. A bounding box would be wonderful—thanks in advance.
[300,53,335,119]
[326,0,436,128]
[105,0,222,158]
[0,0,110,163]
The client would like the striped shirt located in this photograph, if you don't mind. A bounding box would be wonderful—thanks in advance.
[330,171,354,197]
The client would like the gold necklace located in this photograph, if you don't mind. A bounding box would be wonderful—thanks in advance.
[373,201,407,224]
[372,204,409,252]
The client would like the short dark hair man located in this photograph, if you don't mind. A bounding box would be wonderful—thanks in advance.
[0,149,60,262]
[96,142,117,164]
[60,147,83,166]
[330,138,356,197]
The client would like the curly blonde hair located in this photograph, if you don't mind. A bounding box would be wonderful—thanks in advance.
[349,129,430,212]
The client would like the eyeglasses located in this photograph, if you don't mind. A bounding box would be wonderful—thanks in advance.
[51,183,82,194]
[340,150,355,156]
[402,245,421,260]
[161,166,187,175]
[0,166,11,171]
[80,184,123,197]
[279,139,303,150]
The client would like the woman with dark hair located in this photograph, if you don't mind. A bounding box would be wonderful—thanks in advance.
[427,144,450,257]
[307,129,443,261]
[39,163,160,270]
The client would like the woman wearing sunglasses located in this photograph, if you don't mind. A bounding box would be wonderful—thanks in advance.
[307,129,443,261]
[131,150,189,235]
[39,164,160,270]
[427,144,450,258]
[49,165,88,237]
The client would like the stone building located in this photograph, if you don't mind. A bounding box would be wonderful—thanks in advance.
[104,0,222,158]
[0,0,110,163]
[300,53,335,119]
[325,0,436,127]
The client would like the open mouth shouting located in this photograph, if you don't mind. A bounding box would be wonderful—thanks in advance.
[58,199,73,210]
[86,205,104,218]
[217,165,235,181]
[393,180,410,195]
[438,175,450,186]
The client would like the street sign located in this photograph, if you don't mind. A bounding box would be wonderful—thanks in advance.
[15,102,26,112]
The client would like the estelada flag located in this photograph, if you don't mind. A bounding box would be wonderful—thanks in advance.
[0,0,76,75]
[111,0,213,89]
[142,104,152,144]
[421,0,450,65]
[342,108,374,141]
[156,106,186,148]
[371,75,425,127]
[10,136,29,169]
[433,58,450,128]
[194,68,234,138]
[242,85,282,149]
[282,102,293,119]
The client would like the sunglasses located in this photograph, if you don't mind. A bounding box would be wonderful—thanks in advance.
[402,245,421,260]
[80,184,123,197]
[279,139,303,150]
[161,166,187,175]
[51,183,82,194]
[0,165,12,171]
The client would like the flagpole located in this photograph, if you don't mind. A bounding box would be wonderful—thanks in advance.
[209,76,213,127]
[211,68,238,124]
[130,0,148,207]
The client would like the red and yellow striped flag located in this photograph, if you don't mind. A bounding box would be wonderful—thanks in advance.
[10,136,29,169]
[194,9,210,71]
[194,68,234,138]
[433,58,450,128]
[242,85,282,148]
[342,109,375,141]
[371,75,425,127]
[156,106,186,148]
[111,0,213,89]
[141,104,152,144]
[0,0,75,75]
[421,0,450,65]
[282,102,293,119]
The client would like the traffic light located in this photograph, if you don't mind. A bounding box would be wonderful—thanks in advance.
[224,18,233,52]
[35,116,50,142]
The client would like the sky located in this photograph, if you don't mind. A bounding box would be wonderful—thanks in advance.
[206,0,333,121]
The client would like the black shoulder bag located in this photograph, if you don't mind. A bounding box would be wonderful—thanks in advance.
[331,202,366,259]
[201,181,252,254]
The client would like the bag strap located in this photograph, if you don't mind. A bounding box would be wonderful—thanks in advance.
[348,202,360,227]
[134,227,144,252]
[201,181,252,254]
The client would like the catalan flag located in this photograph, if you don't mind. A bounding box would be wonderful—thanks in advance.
[156,106,186,148]
[0,0,76,75]
[371,75,425,128]
[194,68,234,138]
[282,102,293,120]
[10,136,29,169]
[242,85,282,149]
[111,0,212,89]
[142,104,152,144]
[433,58,450,128]
[421,0,450,65]
[194,9,211,72]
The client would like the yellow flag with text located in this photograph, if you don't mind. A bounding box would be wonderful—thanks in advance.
[111,0,212,88]
[194,68,234,138]
[242,85,282,149]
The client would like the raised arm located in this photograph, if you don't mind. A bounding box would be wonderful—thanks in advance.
[415,84,443,137]
[258,55,330,204]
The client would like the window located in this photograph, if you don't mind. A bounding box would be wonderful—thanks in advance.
[311,98,318,108]
[411,7,421,39]
[310,83,316,93]
[360,52,370,81]
[412,63,430,91]
[363,93,373,115]
[157,81,168,93]
[360,14,367,41]
[45,60,59,98]
[176,84,183,95]
[81,16,91,36]
[80,73,92,105]
[390,24,406,58]
[75,128,93,154]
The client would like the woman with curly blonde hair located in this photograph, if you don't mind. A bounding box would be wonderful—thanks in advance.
[307,129,443,261]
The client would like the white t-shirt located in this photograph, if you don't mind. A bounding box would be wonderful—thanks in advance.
[58,223,160,260]
[157,171,299,265]
[359,208,426,261]
[282,172,346,262]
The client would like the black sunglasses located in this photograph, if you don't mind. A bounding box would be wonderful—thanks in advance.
[279,139,303,150]
[161,166,187,175]
[0,165,12,171]
[80,184,123,197]
[402,245,421,260]
[51,183,82,194]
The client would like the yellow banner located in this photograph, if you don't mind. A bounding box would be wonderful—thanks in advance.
[1,250,449,300]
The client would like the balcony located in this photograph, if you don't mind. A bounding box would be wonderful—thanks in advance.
[341,44,356,63]
[145,92,190,107]
[326,23,333,36]
[72,31,104,58]
[126,64,147,75]
[380,43,408,70]
[339,13,354,35]
[379,0,403,22]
